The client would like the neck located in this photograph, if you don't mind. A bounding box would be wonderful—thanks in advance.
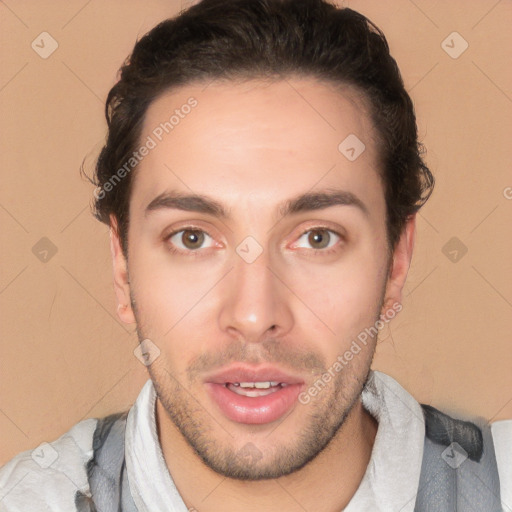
[156,398,378,512]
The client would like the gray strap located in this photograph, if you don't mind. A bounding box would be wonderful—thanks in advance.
[75,412,138,511]
[414,405,502,511]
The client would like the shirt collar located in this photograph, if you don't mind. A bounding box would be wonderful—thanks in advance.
[344,370,425,511]
[125,379,188,511]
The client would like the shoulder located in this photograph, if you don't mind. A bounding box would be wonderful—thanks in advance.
[0,418,98,511]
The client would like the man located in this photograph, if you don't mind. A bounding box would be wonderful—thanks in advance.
[0,0,510,510]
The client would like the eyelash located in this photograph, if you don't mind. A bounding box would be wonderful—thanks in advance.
[163,226,344,257]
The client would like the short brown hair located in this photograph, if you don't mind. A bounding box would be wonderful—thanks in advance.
[90,0,434,255]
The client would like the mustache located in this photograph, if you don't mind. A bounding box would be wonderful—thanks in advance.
[186,338,327,382]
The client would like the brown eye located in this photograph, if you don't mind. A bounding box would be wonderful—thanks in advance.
[181,229,205,249]
[293,228,341,252]
[307,229,331,249]
[168,228,213,252]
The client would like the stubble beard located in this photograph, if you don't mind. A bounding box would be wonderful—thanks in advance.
[132,314,377,481]
[148,358,373,481]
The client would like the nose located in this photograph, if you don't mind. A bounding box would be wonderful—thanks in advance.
[217,247,294,344]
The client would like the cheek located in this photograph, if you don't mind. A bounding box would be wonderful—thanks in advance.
[131,270,213,333]
[287,250,387,346]
[128,244,226,349]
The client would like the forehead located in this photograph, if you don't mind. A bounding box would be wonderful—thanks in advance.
[131,77,384,217]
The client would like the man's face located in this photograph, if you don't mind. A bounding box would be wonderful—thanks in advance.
[114,78,404,479]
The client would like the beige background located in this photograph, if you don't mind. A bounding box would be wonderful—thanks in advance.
[0,0,511,465]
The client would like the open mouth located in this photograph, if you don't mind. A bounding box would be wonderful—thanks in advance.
[226,381,287,397]
[204,367,304,425]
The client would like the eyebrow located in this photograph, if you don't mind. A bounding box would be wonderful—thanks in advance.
[144,188,369,219]
[280,189,369,218]
[145,191,227,217]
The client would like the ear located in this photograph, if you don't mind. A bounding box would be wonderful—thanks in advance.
[110,215,136,324]
[381,214,416,315]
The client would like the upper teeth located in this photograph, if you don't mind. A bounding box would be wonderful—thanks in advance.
[234,381,280,389]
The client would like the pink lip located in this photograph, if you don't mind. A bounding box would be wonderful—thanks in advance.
[204,364,304,386]
[204,364,305,425]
